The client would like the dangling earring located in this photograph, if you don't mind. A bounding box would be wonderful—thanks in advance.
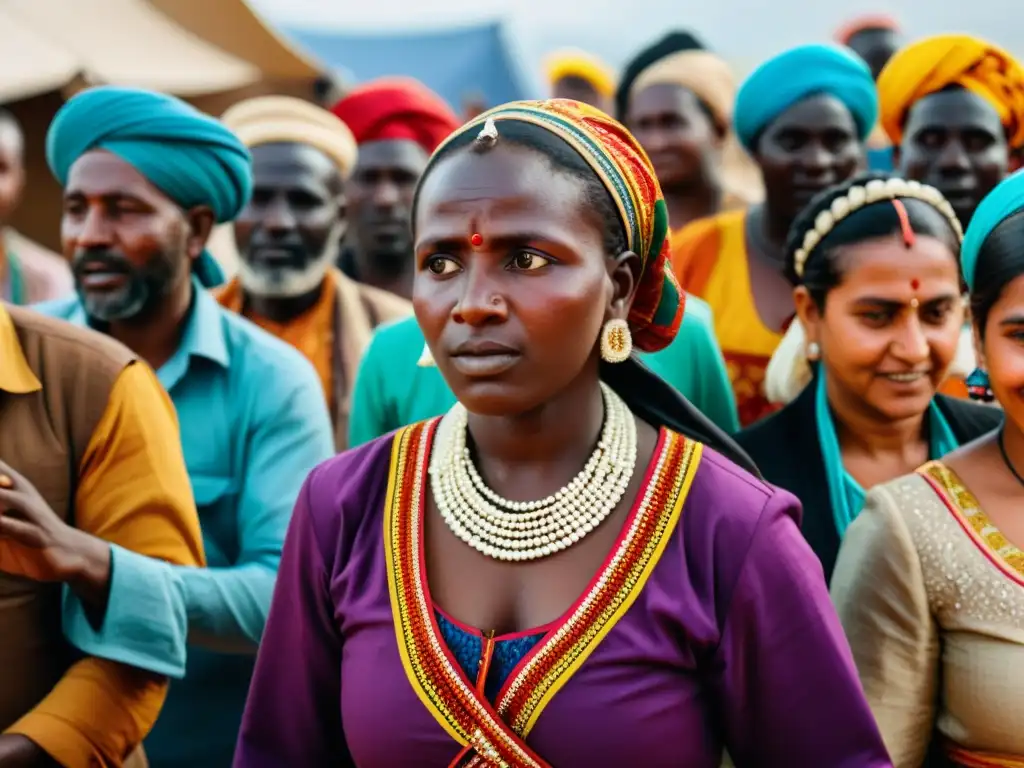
[600,318,632,363]
[966,367,994,402]
[806,341,821,361]
[417,343,435,367]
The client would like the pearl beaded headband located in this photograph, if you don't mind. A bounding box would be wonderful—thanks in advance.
[792,177,964,279]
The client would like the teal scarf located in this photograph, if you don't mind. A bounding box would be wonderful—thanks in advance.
[5,251,23,305]
[815,372,959,537]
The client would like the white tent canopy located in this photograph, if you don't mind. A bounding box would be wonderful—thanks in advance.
[0,7,79,102]
[1,0,261,96]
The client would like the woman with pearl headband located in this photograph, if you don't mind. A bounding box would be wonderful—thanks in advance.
[737,172,1001,581]
[831,170,1024,766]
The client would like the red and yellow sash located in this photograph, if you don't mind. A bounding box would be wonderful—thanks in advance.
[947,743,1024,767]
[383,419,702,767]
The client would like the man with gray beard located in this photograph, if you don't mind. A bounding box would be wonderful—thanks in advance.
[215,96,410,449]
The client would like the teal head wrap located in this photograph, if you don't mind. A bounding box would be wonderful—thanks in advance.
[734,43,878,153]
[46,86,253,288]
[961,169,1024,291]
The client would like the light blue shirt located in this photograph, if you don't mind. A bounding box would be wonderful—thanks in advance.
[35,277,335,768]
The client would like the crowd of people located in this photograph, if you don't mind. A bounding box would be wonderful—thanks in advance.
[1,10,1023,768]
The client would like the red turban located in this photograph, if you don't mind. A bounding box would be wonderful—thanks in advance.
[330,77,461,154]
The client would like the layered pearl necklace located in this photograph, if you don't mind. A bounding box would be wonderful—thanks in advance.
[429,382,638,561]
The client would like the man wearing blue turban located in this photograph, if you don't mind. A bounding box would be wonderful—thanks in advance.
[33,86,335,768]
[671,44,876,426]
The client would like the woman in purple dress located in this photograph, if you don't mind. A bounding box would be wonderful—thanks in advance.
[234,99,892,768]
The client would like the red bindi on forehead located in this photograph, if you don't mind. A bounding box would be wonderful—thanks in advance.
[470,232,483,247]
[911,278,920,290]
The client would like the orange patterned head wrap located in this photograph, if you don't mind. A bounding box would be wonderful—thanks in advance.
[421,98,684,353]
[878,34,1024,148]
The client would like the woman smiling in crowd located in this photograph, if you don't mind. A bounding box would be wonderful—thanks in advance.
[738,173,1001,580]
[234,100,890,767]
[833,171,1024,767]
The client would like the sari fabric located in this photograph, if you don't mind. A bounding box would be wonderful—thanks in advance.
[833,463,1024,766]
[234,421,892,767]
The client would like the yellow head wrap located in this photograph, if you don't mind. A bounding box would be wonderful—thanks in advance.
[545,49,616,98]
[220,95,358,178]
[878,34,1024,148]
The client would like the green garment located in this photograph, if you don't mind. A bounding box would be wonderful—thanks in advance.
[349,295,739,447]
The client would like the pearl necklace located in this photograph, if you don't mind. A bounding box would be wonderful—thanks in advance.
[429,382,638,561]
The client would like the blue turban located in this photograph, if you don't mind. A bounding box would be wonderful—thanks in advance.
[960,169,1024,291]
[46,86,253,288]
[734,43,879,153]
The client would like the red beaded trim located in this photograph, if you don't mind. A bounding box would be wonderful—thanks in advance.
[385,420,547,768]
[945,739,1024,767]
[385,420,701,763]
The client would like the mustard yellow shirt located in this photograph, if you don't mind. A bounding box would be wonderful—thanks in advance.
[0,308,204,768]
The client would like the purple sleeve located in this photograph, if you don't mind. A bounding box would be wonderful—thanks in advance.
[714,492,893,767]
[233,468,352,767]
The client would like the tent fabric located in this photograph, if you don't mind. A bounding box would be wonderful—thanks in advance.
[149,0,322,80]
[0,8,80,102]
[287,22,531,111]
[1,0,261,96]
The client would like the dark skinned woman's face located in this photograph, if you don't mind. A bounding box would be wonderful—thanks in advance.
[756,94,864,220]
[413,142,638,416]
[628,83,721,189]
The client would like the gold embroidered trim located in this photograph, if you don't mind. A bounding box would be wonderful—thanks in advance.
[921,461,1024,580]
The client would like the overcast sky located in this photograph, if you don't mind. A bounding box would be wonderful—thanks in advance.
[250,0,1018,78]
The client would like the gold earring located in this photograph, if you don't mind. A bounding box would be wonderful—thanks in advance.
[417,343,435,367]
[600,318,632,363]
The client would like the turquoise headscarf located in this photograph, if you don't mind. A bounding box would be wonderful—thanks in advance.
[734,43,878,153]
[961,168,1024,291]
[814,372,959,537]
[46,86,253,288]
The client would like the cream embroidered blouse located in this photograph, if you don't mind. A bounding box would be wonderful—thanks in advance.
[831,461,1024,768]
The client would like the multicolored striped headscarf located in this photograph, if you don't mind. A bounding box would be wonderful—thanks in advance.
[426,98,684,353]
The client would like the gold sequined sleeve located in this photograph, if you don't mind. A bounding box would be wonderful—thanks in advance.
[831,483,939,768]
